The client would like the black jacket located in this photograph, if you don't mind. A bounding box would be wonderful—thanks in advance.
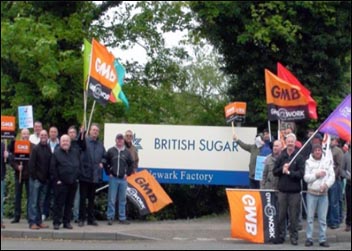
[104,146,133,178]
[29,142,52,183]
[80,137,106,183]
[50,147,81,185]
[273,148,304,193]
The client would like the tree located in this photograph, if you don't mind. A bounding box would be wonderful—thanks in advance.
[190,1,351,131]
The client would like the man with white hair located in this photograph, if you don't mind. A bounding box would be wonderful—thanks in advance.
[50,134,80,230]
[273,133,305,245]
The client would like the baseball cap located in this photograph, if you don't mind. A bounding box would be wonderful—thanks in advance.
[116,133,124,140]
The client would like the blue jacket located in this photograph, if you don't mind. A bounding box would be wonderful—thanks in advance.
[80,137,106,183]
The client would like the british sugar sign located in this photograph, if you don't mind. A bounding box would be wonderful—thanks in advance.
[104,123,256,186]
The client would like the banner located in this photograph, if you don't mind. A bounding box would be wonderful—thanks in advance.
[18,105,33,129]
[226,189,278,244]
[86,39,128,107]
[1,116,16,139]
[265,69,309,121]
[277,62,318,119]
[104,123,257,186]
[14,140,31,160]
[127,170,173,215]
[254,156,266,181]
[319,94,351,142]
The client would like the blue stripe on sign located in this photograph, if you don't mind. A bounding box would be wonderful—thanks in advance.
[139,168,249,186]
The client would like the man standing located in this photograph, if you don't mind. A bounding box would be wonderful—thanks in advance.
[341,144,351,232]
[304,144,335,248]
[78,123,105,227]
[42,126,60,221]
[50,135,80,230]
[233,133,265,189]
[273,133,305,245]
[68,125,86,223]
[29,121,43,145]
[261,140,282,190]
[1,141,9,229]
[105,133,134,225]
[124,130,139,173]
[8,128,31,223]
[28,130,52,230]
[327,136,344,229]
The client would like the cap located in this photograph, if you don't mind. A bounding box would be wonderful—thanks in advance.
[331,135,339,140]
[116,133,124,140]
[312,144,322,152]
[313,133,323,140]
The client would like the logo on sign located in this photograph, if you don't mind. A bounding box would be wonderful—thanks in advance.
[264,192,277,238]
[270,108,305,120]
[126,187,146,210]
[271,85,301,100]
[132,133,143,151]
[89,82,110,101]
[242,194,257,236]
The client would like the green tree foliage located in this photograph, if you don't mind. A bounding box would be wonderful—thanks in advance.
[190,1,351,131]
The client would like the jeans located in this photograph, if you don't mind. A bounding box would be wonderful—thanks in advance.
[13,177,29,221]
[73,184,80,221]
[346,183,351,227]
[327,180,341,227]
[28,178,47,226]
[106,177,127,221]
[1,179,5,223]
[306,193,329,243]
[42,180,54,219]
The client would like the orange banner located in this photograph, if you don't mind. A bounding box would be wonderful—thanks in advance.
[265,69,308,106]
[1,116,16,139]
[89,38,116,90]
[127,170,173,215]
[226,189,279,244]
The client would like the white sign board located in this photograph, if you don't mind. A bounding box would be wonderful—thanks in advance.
[104,123,257,186]
[18,105,33,129]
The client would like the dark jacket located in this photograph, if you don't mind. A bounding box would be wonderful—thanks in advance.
[1,142,6,181]
[80,137,106,183]
[273,148,304,193]
[7,140,33,181]
[50,147,81,185]
[104,146,133,178]
[29,142,52,183]
[71,132,86,153]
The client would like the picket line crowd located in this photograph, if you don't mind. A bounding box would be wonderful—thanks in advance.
[233,126,351,247]
[1,121,139,230]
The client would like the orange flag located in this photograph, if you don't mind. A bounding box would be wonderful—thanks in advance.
[226,189,279,244]
[265,69,310,121]
[127,170,173,215]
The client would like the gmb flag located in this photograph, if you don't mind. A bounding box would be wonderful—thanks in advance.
[265,69,310,121]
[87,38,128,107]
[226,189,279,244]
[127,170,173,215]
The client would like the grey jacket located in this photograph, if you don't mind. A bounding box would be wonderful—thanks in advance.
[341,149,351,185]
[236,140,260,179]
[261,154,279,190]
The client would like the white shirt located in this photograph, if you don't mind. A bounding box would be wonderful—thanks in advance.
[29,134,40,145]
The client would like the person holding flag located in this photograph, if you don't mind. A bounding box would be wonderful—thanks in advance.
[273,133,305,245]
[304,143,335,247]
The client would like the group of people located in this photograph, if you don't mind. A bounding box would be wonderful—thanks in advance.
[1,121,139,230]
[233,127,351,247]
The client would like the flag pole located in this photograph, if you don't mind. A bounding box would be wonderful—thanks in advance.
[288,129,319,165]
[231,121,235,136]
[268,120,272,142]
[87,100,96,132]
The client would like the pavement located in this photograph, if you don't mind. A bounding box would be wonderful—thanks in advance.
[1,214,351,244]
